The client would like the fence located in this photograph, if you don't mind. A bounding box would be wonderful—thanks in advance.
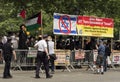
[11,49,73,72]
[0,49,120,72]
[70,50,98,71]
[111,50,120,66]
[71,50,120,71]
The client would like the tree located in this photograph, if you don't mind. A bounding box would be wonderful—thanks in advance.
[0,0,120,39]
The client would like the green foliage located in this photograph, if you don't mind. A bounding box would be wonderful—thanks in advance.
[0,0,120,39]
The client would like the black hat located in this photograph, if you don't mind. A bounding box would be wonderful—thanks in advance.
[7,37,12,42]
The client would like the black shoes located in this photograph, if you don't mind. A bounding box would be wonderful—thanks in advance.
[101,72,104,75]
[35,75,40,78]
[46,75,53,78]
[3,75,12,79]
[51,71,55,74]
[35,75,53,79]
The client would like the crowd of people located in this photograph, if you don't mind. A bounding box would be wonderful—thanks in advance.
[0,24,55,79]
[0,24,119,79]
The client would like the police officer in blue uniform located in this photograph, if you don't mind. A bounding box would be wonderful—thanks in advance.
[2,38,16,78]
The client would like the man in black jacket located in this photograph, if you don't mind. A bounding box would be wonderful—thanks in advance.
[18,24,28,49]
[104,40,111,72]
[18,24,28,64]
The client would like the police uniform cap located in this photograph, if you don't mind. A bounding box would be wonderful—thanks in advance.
[42,34,48,39]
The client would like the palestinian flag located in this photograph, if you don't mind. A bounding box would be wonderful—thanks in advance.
[17,9,26,19]
[25,12,42,31]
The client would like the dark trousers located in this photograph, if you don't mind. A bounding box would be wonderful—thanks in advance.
[49,59,55,72]
[104,56,107,71]
[3,56,12,77]
[36,51,50,77]
[85,51,91,62]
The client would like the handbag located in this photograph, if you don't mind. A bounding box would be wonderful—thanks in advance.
[49,54,57,60]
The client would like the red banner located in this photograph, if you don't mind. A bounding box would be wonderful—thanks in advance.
[77,16,114,37]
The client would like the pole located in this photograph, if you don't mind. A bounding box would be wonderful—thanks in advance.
[82,37,84,49]
[41,10,43,36]
[119,27,120,40]
[55,35,57,49]
[111,38,113,50]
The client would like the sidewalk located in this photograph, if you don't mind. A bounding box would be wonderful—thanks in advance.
[0,66,120,82]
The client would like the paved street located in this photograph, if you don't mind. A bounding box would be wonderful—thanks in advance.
[0,67,120,82]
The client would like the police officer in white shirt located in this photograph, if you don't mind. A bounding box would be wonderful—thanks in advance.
[34,35,52,78]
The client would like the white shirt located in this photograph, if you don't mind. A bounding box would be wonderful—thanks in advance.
[2,36,7,44]
[48,41,54,54]
[34,39,47,52]
[11,35,18,49]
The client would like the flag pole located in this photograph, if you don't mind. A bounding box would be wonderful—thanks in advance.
[41,9,43,36]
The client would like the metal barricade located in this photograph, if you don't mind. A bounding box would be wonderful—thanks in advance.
[111,51,120,69]
[3,49,119,72]
[11,49,37,71]
[11,49,74,72]
[85,50,98,71]
[70,50,98,71]
[70,50,119,72]
[54,49,74,72]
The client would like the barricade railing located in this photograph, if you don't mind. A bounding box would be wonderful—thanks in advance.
[70,50,97,71]
[54,49,74,72]
[70,50,118,72]
[11,49,37,71]
[111,50,120,69]
[11,49,74,72]
[0,49,120,72]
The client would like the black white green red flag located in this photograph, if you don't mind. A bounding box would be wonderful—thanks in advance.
[25,12,42,31]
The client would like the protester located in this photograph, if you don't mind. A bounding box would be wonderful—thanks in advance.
[104,40,111,72]
[47,36,56,74]
[11,33,18,49]
[34,35,52,78]
[69,36,75,51]
[18,24,28,64]
[27,36,35,47]
[18,24,28,49]
[96,40,105,74]
[84,39,91,62]
[2,35,7,44]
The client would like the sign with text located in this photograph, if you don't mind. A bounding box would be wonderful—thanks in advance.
[53,13,77,35]
[75,50,85,59]
[77,16,114,37]
[112,52,120,64]
[54,50,70,66]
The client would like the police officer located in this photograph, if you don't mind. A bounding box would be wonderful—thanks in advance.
[2,38,16,78]
[34,35,52,78]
